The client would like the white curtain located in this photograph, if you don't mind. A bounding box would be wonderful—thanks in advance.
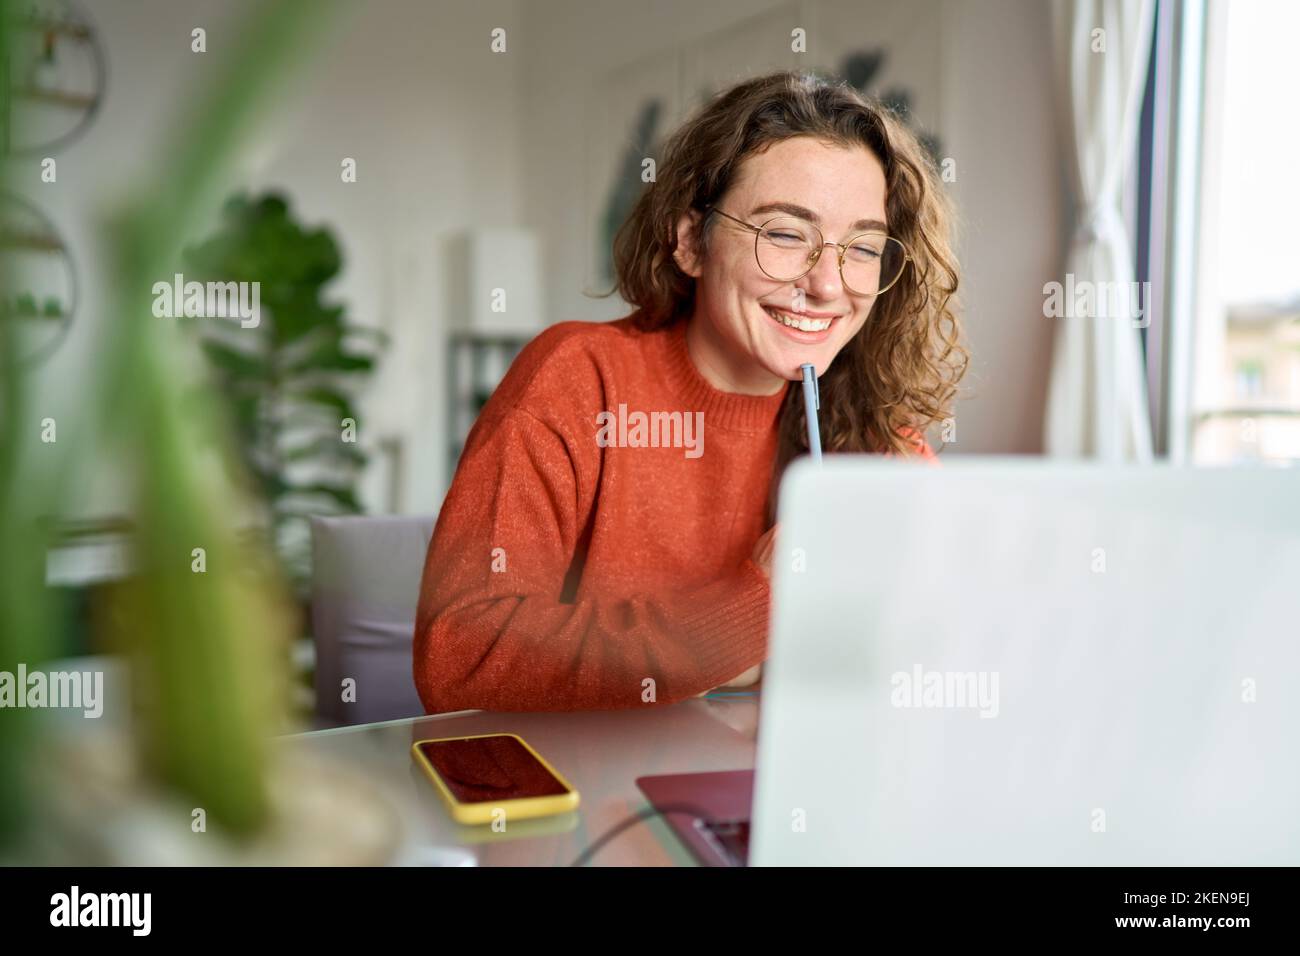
[1044,0,1156,460]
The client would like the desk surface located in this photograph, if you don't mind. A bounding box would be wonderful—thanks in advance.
[284,694,761,866]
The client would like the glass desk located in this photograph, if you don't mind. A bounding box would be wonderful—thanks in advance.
[282,694,761,866]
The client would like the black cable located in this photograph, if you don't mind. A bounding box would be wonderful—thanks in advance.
[569,801,725,867]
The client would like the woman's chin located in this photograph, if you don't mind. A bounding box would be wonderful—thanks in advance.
[763,342,835,381]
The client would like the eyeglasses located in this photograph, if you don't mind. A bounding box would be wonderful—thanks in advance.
[703,204,912,296]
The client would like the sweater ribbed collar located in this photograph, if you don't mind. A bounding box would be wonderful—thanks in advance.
[653,317,790,433]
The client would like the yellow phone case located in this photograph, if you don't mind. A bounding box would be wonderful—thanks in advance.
[410,733,580,826]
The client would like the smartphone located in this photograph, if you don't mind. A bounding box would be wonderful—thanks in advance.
[410,733,580,826]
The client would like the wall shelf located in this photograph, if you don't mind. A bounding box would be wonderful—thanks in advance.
[445,331,533,481]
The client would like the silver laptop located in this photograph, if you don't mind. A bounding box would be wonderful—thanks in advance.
[745,457,1300,865]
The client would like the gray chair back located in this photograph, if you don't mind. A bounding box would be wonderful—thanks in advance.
[310,514,436,726]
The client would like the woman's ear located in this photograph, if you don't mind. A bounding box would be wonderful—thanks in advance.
[672,209,704,278]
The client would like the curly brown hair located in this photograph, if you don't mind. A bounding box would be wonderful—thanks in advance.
[604,70,967,521]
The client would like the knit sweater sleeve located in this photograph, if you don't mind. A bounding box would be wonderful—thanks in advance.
[413,404,769,714]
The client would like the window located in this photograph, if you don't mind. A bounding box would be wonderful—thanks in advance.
[1187,0,1300,464]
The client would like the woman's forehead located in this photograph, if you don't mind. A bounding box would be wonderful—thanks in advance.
[730,139,887,220]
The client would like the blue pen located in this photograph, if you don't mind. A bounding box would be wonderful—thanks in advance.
[799,363,822,464]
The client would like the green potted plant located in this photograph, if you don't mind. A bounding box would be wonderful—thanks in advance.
[180,193,383,595]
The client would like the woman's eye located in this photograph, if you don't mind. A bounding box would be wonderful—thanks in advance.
[849,244,882,260]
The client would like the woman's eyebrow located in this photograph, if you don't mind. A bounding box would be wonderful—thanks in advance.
[749,201,888,233]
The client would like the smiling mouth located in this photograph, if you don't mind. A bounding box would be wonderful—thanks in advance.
[761,305,837,332]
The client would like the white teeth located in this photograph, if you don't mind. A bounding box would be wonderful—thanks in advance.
[764,308,832,332]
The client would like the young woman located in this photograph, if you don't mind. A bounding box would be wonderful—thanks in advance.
[414,71,965,713]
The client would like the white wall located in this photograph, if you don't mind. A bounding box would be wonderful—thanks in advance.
[28,0,1061,535]
[29,0,523,518]
[239,0,525,514]
[518,0,1064,454]
[937,0,1064,453]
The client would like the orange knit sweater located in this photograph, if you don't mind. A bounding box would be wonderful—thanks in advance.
[413,314,934,713]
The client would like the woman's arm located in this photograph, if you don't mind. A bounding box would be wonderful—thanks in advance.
[413,406,769,713]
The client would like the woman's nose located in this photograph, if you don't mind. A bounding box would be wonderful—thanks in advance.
[801,244,844,298]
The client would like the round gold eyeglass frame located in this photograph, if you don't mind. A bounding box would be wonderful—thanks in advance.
[703,204,912,296]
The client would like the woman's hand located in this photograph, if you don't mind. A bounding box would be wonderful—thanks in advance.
[721,662,762,687]
[694,525,779,697]
[696,662,762,697]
